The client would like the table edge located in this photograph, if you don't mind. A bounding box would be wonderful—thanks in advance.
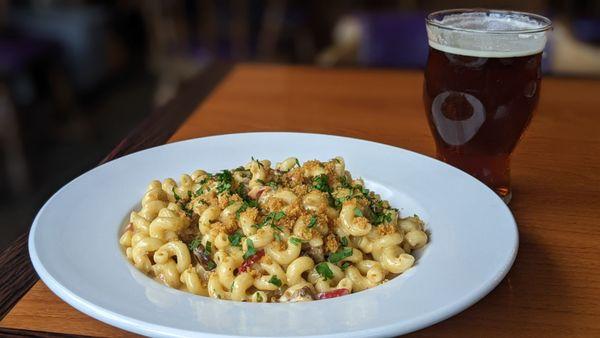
[0,326,94,337]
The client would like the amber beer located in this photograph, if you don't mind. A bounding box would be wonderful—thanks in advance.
[423,10,551,202]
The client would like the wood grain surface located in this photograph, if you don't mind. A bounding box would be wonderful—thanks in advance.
[0,232,37,322]
[2,64,599,337]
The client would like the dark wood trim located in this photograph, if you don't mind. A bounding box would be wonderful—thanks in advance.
[0,232,37,320]
[0,327,93,337]
[0,62,232,324]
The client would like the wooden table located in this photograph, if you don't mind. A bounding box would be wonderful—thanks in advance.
[1,64,599,337]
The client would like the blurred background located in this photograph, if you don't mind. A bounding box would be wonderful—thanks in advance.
[0,0,599,250]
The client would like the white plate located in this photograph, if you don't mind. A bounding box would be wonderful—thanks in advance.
[29,132,517,338]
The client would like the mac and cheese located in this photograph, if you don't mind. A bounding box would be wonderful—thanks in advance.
[120,157,428,302]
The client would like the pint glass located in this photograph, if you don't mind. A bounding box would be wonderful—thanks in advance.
[423,9,551,202]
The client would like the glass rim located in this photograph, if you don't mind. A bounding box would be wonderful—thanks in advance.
[426,8,552,35]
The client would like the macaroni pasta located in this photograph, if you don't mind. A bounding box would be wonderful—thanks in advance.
[120,157,428,302]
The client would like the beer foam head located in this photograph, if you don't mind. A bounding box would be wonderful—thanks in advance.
[426,10,551,58]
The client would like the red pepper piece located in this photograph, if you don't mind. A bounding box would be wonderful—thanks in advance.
[317,288,350,299]
[238,250,265,273]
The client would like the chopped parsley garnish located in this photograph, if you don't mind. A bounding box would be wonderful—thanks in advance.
[315,262,334,280]
[373,212,393,225]
[206,261,217,270]
[205,241,212,254]
[328,247,353,263]
[243,239,256,260]
[181,204,194,218]
[268,275,282,287]
[354,208,363,217]
[266,181,278,189]
[230,281,235,291]
[194,187,204,196]
[295,158,301,167]
[355,185,370,196]
[228,231,243,247]
[339,175,352,188]
[251,157,264,167]
[273,211,286,221]
[235,185,259,207]
[341,262,351,270]
[172,187,181,202]
[236,203,248,218]
[215,170,233,194]
[188,237,202,251]
[256,293,263,302]
[327,194,337,208]
[256,179,266,185]
[313,174,331,192]
[173,187,194,217]
[307,216,317,228]
[194,177,211,196]
[274,232,282,242]
[257,211,286,229]
[367,199,383,216]
[334,196,348,208]
[289,237,302,246]
[235,184,245,196]
[340,236,349,247]
[216,182,232,194]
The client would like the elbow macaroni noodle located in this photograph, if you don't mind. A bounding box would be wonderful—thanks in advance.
[120,157,428,302]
